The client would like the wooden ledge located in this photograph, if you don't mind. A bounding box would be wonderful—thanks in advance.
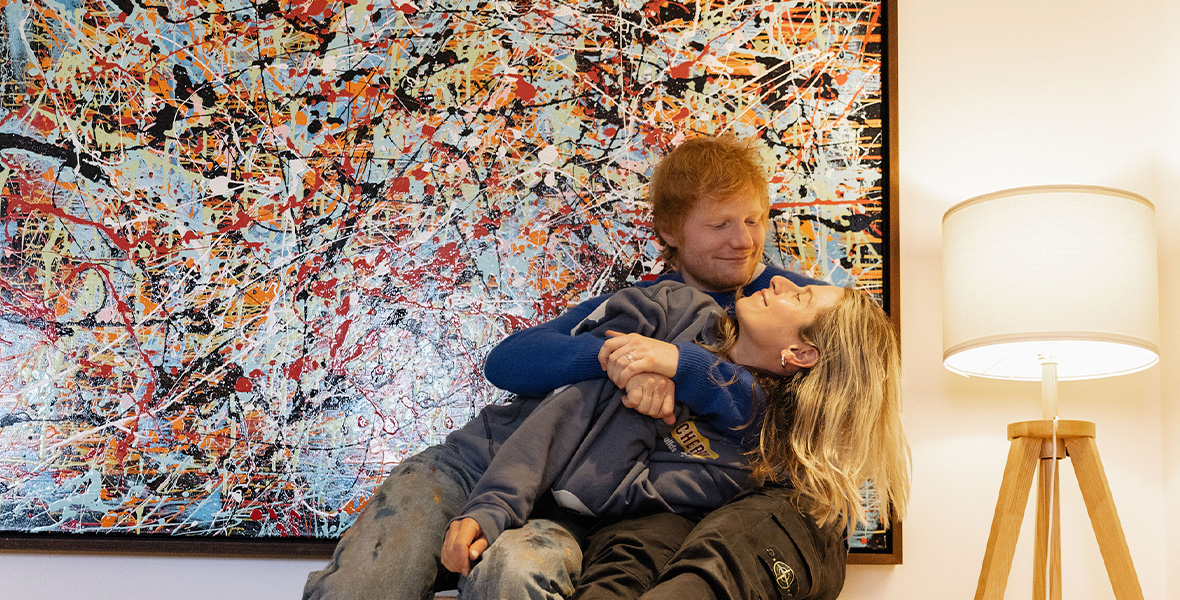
[1007,420,1095,440]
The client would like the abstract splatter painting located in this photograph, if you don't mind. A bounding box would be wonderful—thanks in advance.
[0,0,891,548]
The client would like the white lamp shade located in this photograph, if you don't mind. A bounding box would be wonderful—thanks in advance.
[942,185,1159,380]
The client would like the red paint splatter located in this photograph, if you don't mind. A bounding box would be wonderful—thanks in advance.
[77,358,114,378]
[234,377,253,393]
[284,356,314,380]
[669,61,693,79]
[309,277,338,299]
[512,75,537,102]
[500,313,534,332]
[330,319,352,357]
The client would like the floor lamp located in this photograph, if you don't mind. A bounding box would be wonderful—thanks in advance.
[941,186,1158,600]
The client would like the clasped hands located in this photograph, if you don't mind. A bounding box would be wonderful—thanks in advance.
[597,330,680,425]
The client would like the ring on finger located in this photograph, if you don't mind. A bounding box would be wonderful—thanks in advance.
[626,353,634,363]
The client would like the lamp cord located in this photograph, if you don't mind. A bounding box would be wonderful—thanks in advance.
[1045,416,1059,600]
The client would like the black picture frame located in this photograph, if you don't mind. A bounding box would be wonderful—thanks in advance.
[1,0,900,566]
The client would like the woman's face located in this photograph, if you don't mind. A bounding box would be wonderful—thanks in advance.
[734,276,844,372]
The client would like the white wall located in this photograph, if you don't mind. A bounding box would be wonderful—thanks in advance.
[0,553,325,600]
[841,0,1174,598]
[2,2,1176,598]
[1155,3,1180,597]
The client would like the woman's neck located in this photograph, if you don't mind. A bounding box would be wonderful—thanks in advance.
[728,334,765,373]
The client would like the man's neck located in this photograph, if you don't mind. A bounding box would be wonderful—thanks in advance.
[717,262,767,293]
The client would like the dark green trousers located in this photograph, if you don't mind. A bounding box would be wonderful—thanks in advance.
[574,486,847,600]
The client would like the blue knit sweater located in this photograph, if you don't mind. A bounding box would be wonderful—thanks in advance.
[483,264,825,429]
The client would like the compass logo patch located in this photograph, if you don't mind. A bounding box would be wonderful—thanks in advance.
[773,560,796,590]
[761,545,800,599]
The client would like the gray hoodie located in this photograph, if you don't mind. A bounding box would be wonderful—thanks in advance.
[456,281,755,544]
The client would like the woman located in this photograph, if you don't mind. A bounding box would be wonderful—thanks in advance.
[441,274,909,595]
[574,279,910,600]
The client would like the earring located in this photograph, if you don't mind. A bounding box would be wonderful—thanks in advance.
[780,353,787,369]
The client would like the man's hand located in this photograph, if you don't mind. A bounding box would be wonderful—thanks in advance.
[441,518,488,576]
[622,372,677,425]
[598,330,680,389]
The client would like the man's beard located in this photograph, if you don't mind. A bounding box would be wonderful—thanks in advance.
[685,256,759,292]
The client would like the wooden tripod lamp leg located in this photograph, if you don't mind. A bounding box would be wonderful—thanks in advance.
[1063,436,1144,600]
[975,436,1041,600]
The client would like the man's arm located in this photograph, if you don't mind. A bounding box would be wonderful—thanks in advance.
[483,292,613,395]
[672,342,760,431]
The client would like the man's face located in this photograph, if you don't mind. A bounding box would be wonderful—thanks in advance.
[659,192,767,292]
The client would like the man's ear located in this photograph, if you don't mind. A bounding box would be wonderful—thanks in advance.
[655,221,680,249]
[781,344,818,371]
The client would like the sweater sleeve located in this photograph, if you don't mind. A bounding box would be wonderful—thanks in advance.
[672,342,760,432]
[456,379,618,544]
[483,293,612,396]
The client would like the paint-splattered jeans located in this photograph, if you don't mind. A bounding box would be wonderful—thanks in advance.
[302,443,585,600]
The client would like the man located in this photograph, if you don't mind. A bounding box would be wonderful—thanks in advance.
[303,135,829,600]
[448,134,846,599]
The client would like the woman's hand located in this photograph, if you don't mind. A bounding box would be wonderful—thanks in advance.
[598,330,680,389]
[441,518,488,576]
[622,372,677,425]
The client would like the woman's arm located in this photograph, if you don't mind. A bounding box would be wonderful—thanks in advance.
[671,343,760,431]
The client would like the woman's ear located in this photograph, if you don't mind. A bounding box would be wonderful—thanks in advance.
[781,344,818,371]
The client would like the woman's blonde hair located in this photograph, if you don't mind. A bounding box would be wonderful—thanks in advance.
[711,287,910,531]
